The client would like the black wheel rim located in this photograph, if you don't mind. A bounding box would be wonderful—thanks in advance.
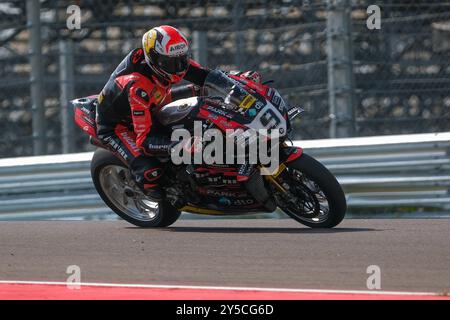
[278,168,331,224]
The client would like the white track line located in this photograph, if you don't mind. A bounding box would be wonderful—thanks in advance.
[0,280,445,297]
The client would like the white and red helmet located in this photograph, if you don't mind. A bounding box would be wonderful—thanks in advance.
[142,25,190,85]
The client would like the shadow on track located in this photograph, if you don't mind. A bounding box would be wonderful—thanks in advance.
[150,227,379,234]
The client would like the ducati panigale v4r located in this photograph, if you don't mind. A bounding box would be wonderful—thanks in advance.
[72,70,346,228]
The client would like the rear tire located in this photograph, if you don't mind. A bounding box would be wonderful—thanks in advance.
[91,149,181,228]
[280,153,346,228]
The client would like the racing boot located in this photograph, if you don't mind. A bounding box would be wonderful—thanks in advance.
[130,155,165,202]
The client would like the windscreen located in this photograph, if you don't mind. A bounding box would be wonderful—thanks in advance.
[203,69,251,108]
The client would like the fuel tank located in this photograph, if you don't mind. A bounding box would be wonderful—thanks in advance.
[155,96,200,126]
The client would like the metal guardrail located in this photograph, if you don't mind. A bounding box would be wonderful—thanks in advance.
[0,132,449,220]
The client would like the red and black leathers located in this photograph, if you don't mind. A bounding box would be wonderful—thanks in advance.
[96,48,209,190]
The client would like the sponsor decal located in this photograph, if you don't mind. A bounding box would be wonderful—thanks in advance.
[119,131,140,154]
[255,101,265,110]
[260,109,281,129]
[233,199,255,206]
[218,120,233,129]
[194,172,209,179]
[80,106,92,114]
[271,95,281,106]
[239,94,257,110]
[169,42,187,54]
[248,109,257,117]
[134,124,147,135]
[208,113,219,120]
[197,188,247,198]
[219,197,232,206]
[151,87,163,102]
[206,176,238,185]
[97,92,104,104]
[136,88,149,102]
[82,116,94,126]
[271,91,287,112]
[219,197,255,206]
[133,110,145,117]
[148,144,168,151]
[144,30,157,53]
[107,139,130,161]
[132,49,143,64]
[206,105,233,119]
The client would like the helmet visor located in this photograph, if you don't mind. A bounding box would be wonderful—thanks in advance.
[156,54,189,75]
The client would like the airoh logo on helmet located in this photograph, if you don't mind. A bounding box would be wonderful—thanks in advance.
[169,43,187,54]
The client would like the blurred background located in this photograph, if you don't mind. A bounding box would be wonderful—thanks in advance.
[0,0,449,158]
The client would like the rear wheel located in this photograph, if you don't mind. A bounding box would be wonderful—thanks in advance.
[91,149,181,227]
[276,153,346,228]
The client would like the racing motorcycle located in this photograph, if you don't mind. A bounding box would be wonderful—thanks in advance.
[72,70,346,228]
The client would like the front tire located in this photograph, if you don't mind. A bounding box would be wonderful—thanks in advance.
[278,153,346,228]
[91,149,181,228]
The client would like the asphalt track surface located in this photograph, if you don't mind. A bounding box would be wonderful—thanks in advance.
[0,219,449,297]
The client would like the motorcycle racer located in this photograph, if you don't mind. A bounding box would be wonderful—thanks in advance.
[96,25,261,201]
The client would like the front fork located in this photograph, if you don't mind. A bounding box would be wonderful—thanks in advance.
[261,145,303,198]
[235,145,303,211]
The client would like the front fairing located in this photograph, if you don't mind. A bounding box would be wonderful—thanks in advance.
[204,70,287,138]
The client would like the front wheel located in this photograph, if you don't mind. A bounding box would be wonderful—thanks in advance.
[90,149,181,228]
[276,153,347,228]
